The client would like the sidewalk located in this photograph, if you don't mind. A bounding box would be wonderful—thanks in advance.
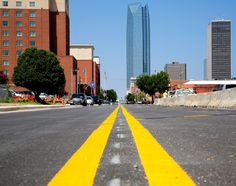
[0,103,69,112]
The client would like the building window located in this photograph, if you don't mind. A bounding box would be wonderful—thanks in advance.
[3,21,8,27]
[29,1,35,7]
[3,70,9,75]
[16,21,23,27]
[16,40,23,46]
[3,50,9,56]
[3,60,9,66]
[16,50,22,56]
[16,31,22,37]
[3,1,8,6]
[30,31,36,37]
[2,31,9,36]
[3,40,9,46]
[29,21,36,27]
[29,11,36,17]
[2,10,9,17]
[16,1,22,7]
[30,41,36,46]
[16,11,22,17]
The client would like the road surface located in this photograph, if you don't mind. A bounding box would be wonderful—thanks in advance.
[0,105,235,185]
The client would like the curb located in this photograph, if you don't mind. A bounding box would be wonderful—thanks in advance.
[0,104,68,112]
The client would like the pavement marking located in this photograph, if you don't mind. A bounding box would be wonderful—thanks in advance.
[113,142,121,149]
[108,178,121,186]
[121,106,196,186]
[48,107,119,186]
[184,114,208,118]
[117,133,126,139]
[110,155,121,164]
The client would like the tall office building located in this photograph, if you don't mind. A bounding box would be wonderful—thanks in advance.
[164,62,186,80]
[126,3,150,89]
[0,0,77,95]
[207,20,231,80]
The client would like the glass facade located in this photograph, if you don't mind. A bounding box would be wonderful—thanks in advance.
[126,3,150,89]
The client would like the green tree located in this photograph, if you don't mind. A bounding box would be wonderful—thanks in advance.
[98,88,105,99]
[13,48,65,102]
[106,89,117,102]
[155,71,170,93]
[137,91,145,102]
[136,71,169,102]
[126,93,135,102]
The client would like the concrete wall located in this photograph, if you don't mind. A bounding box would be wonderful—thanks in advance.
[154,88,236,108]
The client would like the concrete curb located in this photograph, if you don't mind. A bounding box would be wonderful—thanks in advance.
[0,104,69,112]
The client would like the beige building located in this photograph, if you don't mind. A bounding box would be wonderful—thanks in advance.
[164,62,186,80]
[70,44,100,95]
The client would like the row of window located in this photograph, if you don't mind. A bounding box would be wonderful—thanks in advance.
[3,40,36,46]
[3,1,35,7]
[2,41,36,49]
[2,10,36,17]
[2,50,24,57]
[2,21,36,27]
[2,31,36,37]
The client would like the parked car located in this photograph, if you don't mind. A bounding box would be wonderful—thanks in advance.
[69,93,87,106]
[173,88,194,97]
[102,100,110,104]
[86,96,94,105]
[39,93,49,100]
[91,96,102,105]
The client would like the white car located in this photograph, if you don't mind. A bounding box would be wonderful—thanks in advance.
[39,93,49,100]
[86,96,94,105]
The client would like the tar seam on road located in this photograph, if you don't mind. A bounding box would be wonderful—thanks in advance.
[121,106,196,186]
[47,106,119,186]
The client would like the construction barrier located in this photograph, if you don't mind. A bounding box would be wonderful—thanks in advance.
[154,88,236,108]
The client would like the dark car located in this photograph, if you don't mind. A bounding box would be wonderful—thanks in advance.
[69,93,87,106]
[92,96,102,105]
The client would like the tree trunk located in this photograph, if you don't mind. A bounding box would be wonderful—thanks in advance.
[34,91,47,104]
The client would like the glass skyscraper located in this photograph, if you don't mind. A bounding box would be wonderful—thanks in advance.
[126,3,150,89]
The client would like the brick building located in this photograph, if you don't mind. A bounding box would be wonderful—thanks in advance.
[70,44,100,96]
[0,0,77,96]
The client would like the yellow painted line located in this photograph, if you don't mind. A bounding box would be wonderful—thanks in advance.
[184,114,208,118]
[121,106,196,186]
[48,107,119,186]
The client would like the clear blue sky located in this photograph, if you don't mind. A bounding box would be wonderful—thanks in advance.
[70,0,236,98]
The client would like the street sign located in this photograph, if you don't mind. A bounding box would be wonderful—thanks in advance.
[91,82,95,89]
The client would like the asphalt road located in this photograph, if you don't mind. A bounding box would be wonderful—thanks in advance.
[0,104,235,186]
[125,105,236,186]
[0,105,116,186]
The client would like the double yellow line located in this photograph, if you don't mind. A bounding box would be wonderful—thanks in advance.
[48,106,196,186]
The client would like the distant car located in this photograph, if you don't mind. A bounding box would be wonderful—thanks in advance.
[86,96,94,105]
[39,93,48,100]
[126,100,135,104]
[173,88,194,97]
[91,96,102,105]
[102,100,110,104]
[70,93,87,106]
